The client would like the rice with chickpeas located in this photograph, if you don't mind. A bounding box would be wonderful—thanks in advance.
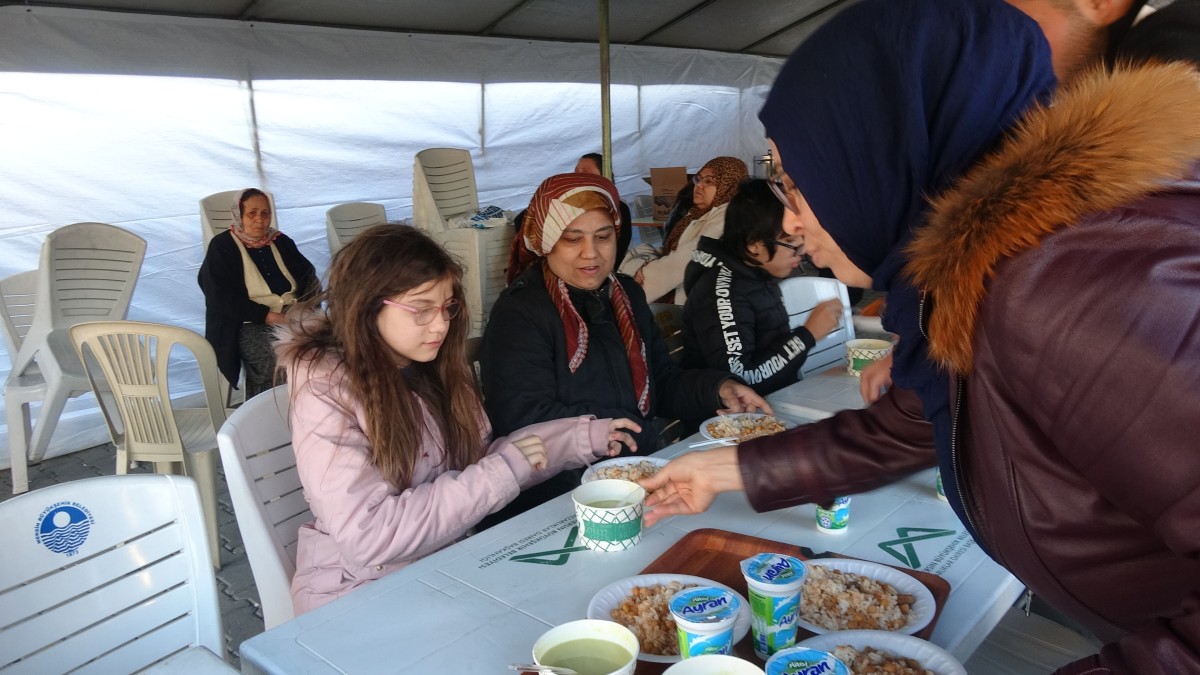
[800,565,915,631]
[832,645,936,675]
[609,581,697,655]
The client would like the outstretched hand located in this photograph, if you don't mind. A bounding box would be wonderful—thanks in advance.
[601,418,643,457]
[717,380,773,415]
[639,446,744,527]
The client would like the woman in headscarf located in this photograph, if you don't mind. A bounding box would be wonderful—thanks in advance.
[480,173,768,523]
[639,0,1200,671]
[621,156,749,303]
[198,188,319,399]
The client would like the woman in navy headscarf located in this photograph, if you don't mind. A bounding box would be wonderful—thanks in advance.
[642,0,1200,670]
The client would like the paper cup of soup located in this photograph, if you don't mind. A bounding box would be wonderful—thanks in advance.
[845,339,893,377]
[571,479,645,552]
[533,619,639,675]
[663,654,766,674]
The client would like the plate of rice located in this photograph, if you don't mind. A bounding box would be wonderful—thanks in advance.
[700,413,788,442]
[797,559,936,636]
[796,630,965,675]
[587,573,751,663]
[582,457,669,484]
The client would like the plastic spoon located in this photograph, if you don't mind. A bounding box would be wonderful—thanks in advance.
[509,664,578,675]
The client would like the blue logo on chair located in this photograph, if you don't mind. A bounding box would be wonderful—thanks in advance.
[35,501,94,557]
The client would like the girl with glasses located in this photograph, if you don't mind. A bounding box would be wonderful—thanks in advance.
[620,156,748,303]
[276,225,640,615]
[680,179,844,395]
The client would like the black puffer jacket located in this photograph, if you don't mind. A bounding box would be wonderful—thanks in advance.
[681,237,816,395]
[482,264,731,452]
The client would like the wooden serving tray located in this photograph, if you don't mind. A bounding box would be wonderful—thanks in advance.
[633,528,951,674]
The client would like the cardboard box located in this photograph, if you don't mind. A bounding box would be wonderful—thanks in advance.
[649,166,688,221]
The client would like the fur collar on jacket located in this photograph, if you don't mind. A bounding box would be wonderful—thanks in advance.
[907,62,1200,375]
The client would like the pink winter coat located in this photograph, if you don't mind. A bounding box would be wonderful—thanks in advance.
[286,353,613,615]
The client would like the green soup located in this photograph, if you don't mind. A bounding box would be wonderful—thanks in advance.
[540,637,632,675]
[587,500,625,508]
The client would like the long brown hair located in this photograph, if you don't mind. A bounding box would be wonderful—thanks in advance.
[288,225,483,490]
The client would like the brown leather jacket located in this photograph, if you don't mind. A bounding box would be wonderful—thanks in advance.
[739,64,1200,674]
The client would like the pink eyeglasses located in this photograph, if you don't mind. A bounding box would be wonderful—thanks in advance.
[382,298,462,325]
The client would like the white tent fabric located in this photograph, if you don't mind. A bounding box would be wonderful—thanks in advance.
[0,6,781,465]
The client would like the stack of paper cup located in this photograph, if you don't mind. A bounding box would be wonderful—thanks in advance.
[668,586,741,658]
[739,553,807,659]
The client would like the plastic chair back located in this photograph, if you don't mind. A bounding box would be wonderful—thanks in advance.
[6,223,145,465]
[432,226,513,337]
[216,385,309,629]
[69,320,226,567]
[326,201,387,254]
[0,474,224,673]
[199,189,278,253]
[71,321,226,464]
[649,303,685,364]
[413,148,479,231]
[778,277,856,376]
[0,271,37,360]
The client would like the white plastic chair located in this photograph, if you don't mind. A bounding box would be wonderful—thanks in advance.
[216,385,310,630]
[413,148,479,232]
[199,189,278,253]
[1,271,45,495]
[70,320,227,569]
[326,201,387,254]
[0,474,234,674]
[4,223,146,485]
[432,225,515,337]
[778,276,856,377]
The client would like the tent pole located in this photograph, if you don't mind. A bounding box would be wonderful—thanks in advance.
[599,0,613,181]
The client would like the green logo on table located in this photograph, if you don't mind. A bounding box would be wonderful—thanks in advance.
[878,527,956,568]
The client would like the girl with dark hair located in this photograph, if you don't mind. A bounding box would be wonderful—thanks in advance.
[277,225,639,614]
[198,188,319,399]
[681,179,843,395]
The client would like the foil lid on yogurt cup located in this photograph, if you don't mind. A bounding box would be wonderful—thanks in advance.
[668,586,739,626]
[740,553,807,589]
[765,647,849,675]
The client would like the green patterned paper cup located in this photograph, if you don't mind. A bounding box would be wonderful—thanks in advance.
[845,338,893,377]
[572,479,645,552]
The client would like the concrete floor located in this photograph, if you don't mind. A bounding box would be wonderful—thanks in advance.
[0,443,265,670]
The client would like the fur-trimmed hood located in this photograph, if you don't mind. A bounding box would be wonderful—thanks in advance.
[906,62,1200,375]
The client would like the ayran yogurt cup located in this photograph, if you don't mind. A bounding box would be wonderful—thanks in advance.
[764,647,849,675]
[740,553,807,659]
[668,586,741,658]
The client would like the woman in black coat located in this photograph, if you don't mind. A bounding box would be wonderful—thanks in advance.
[198,188,319,398]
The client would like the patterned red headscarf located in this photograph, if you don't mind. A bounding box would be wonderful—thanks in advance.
[663,156,747,253]
[507,174,650,415]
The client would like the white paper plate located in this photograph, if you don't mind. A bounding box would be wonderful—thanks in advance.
[582,456,669,484]
[588,573,751,664]
[699,413,788,442]
[796,630,965,675]
[797,559,936,636]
